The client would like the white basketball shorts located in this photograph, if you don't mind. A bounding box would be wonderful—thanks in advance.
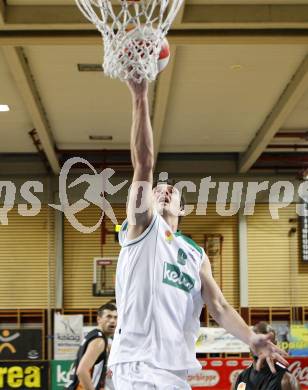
[110,362,191,390]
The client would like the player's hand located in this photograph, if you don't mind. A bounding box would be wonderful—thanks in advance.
[106,369,113,379]
[249,333,289,373]
[126,78,148,98]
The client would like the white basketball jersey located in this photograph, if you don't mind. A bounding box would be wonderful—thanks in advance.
[108,212,206,372]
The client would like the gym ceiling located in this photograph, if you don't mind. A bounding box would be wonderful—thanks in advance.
[1,0,308,177]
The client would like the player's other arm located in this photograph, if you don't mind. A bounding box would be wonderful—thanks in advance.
[126,80,154,240]
[281,372,301,390]
[77,338,105,390]
[200,259,254,345]
[200,258,289,373]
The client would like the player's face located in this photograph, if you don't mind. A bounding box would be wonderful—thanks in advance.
[152,184,182,216]
[97,310,117,336]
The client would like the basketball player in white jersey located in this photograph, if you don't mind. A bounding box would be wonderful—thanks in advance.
[108,79,289,389]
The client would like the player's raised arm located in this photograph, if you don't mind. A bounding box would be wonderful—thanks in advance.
[126,79,154,240]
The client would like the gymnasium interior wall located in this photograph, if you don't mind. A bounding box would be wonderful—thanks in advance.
[0,202,307,310]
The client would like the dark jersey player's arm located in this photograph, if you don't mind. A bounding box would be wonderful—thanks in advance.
[77,338,105,390]
[230,371,242,390]
[126,80,154,241]
[281,372,301,390]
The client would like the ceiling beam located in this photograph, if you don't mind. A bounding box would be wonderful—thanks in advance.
[172,1,185,28]
[2,47,60,174]
[152,45,177,167]
[5,5,89,30]
[2,30,308,46]
[239,55,308,173]
[0,0,5,24]
[1,4,308,30]
[182,4,308,29]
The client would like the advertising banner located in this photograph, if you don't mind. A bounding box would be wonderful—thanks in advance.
[0,329,42,361]
[82,326,96,341]
[271,321,290,352]
[189,358,252,389]
[290,324,308,356]
[54,314,83,360]
[0,361,48,390]
[189,358,308,390]
[51,360,74,390]
[196,328,250,354]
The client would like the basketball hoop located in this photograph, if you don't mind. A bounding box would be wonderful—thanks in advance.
[93,257,117,296]
[75,0,183,82]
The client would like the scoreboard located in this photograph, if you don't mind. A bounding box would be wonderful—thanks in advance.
[301,200,308,262]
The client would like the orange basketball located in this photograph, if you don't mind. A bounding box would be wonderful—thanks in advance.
[158,37,170,73]
[125,35,170,74]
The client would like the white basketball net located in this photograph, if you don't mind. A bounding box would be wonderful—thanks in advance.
[76,0,183,82]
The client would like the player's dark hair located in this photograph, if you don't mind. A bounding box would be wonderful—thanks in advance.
[97,303,117,317]
[253,321,276,337]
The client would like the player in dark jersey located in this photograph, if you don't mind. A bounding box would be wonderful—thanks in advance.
[232,322,301,390]
[66,303,117,390]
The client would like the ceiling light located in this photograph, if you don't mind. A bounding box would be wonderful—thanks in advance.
[0,104,10,112]
[78,64,103,72]
[230,64,243,71]
[89,135,113,141]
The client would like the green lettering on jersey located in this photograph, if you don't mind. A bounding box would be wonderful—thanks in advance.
[175,232,203,257]
[162,262,195,293]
